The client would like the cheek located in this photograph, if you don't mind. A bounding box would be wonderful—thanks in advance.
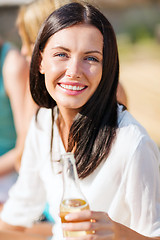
[44,62,65,82]
[44,60,66,76]
[88,65,102,86]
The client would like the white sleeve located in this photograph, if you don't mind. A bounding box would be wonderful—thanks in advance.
[1,116,46,227]
[125,136,160,237]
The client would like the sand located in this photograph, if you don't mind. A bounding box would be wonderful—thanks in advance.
[120,50,160,147]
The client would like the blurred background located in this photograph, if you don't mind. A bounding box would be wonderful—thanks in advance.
[0,0,160,148]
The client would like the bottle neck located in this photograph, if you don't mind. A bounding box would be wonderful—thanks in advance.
[61,153,86,201]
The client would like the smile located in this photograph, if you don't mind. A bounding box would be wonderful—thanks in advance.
[59,84,86,91]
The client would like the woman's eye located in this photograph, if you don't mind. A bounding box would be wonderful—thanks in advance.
[85,56,99,62]
[54,53,68,58]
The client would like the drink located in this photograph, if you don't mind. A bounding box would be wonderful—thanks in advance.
[60,198,90,237]
[60,153,91,237]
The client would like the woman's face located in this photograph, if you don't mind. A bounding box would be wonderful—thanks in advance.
[40,24,103,111]
[20,41,32,63]
[19,29,34,63]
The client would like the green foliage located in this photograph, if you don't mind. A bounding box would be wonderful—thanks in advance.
[126,24,154,43]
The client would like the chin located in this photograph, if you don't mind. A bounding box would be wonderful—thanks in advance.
[57,99,84,108]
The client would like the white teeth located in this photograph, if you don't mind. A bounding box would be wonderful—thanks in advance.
[61,84,65,88]
[60,84,85,91]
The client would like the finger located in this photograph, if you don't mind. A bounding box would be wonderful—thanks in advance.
[62,220,113,232]
[65,210,110,222]
[64,210,91,222]
[64,234,96,240]
[63,221,94,231]
[65,232,114,240]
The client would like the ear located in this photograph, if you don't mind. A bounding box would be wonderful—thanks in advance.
[39,52,45,74]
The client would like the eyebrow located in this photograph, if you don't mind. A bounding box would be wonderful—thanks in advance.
[52,46,103,55]
[85,50,103,56]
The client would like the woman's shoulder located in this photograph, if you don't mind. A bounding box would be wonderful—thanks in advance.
[116,104,154,152]
[117,104,148,137]
[116,104,160,158]
[109,105,160,174]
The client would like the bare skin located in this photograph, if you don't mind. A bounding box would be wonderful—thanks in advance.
[61,210,160,240]
[0,219,52,240]
[0,47,37,176]
[0,44,49,239]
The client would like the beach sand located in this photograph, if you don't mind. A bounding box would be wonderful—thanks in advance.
[120,45,160,147]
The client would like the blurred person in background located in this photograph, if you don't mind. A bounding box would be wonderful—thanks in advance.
[0,36,30,210]
[16,0,77,63]
[117,81,128,109]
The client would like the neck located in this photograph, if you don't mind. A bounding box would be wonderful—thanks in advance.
[57,106,79,151]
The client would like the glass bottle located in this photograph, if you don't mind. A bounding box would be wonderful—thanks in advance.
[60,152,90,237]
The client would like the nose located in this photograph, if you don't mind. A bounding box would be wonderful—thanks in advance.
[66,57,82,79]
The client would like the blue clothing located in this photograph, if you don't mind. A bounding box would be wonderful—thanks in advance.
[0,42,16,155]
[0,42,18,203]
[43,203,55,223]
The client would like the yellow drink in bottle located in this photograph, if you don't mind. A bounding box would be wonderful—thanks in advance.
[60,153,91,237]
[60,198,90,237]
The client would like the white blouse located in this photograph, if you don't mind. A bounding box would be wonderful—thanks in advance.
[1,105,160,239]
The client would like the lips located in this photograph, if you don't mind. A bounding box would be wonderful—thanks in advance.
[57,82,87,96]
[59,83,86,91]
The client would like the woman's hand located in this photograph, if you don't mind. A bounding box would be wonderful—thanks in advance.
[62,210,160,240]
[62,210,115,239]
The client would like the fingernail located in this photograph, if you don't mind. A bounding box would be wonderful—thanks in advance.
[65,214,71,220]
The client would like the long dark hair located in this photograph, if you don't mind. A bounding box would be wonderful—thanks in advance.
[30,2,119,178]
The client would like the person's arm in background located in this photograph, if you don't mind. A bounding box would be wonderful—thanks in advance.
[0,48,37,176]
[0,219,50,240]
[117,82,128,109]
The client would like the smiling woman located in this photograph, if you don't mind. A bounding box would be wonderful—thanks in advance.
[0,2,160,240]
[39,24,103,112]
